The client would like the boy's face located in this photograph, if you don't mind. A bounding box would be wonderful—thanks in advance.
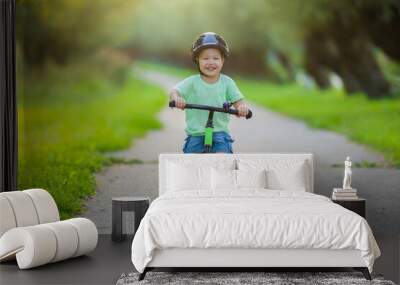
[197,48,224,78]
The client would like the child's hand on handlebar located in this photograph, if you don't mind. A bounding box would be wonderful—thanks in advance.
[237,104,249,117]
[176,97,186,110]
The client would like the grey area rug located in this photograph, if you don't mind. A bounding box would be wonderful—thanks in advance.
[116,272,396,285]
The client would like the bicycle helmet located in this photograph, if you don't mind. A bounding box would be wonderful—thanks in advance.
[191,32,229,64]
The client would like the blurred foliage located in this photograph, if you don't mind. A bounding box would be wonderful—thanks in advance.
[131,0,270,52]
[18,53,166,218]
[376,50,400,93]
[16,0,400,97]
[16,0,138,66]
[129,0,399,97]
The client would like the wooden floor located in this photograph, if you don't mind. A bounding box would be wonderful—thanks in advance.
[0,235,398,285]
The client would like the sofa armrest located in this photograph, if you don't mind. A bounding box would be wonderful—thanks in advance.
[0,218,97,269]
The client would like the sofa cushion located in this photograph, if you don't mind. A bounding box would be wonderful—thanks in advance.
[0,189,60,238]
[0,196,17,237]
[24,189,60,224]
[0,191,39,227]
[0,226,57,269]
[42,221,79,262]
[0,218,97,269]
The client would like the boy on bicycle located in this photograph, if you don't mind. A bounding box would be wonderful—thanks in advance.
[170,32,249,153]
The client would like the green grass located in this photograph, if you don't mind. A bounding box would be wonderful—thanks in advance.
[238,80,400,167]
[18,61,167,219]
[136,60,400,167]
[107,157,144,165]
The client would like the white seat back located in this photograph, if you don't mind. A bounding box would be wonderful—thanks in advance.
[0,189,60,238]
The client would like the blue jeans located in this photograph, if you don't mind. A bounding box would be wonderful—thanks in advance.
[183,131,234,153]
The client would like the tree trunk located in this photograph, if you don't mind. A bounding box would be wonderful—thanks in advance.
[304,36,331,89]
[328,13,391,98]
[361,2,400,62]
[224,47,281,82]
[304,14,391,98]
[276,50,296,82]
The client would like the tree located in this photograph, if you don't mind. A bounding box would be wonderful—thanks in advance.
[16,0,138,66]
[266,0,392,98]
[358,0,400,62]
[303,11,390,98]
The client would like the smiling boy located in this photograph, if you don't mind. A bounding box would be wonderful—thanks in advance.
[169,32,249,153]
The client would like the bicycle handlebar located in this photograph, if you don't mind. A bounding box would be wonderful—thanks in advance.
[169,101,253,119]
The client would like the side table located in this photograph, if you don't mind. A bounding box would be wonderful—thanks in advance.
[332,197,366,218]
[112,196,150,242]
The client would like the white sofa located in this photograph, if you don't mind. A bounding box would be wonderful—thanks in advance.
[0,189,98,269]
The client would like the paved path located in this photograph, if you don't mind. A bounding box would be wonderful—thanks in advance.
[83,69,400,235]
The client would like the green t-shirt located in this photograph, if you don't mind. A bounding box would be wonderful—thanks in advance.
[174,74,244,136]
